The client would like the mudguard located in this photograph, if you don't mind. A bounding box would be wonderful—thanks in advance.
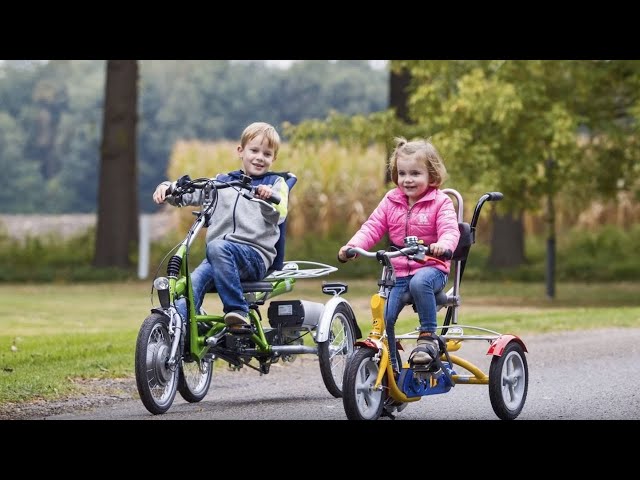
[354,338,383,350]
[486,334,528,356]
[315,296,361,342]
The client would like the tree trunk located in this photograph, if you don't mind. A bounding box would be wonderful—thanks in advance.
[388,62,412,183]
[389,65,412,123]
[94,60,138,269]
[488,211,526,268]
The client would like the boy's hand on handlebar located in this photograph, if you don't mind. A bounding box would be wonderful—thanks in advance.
[153,183,171,204]
[254,184,273,200]
[253,184,280,204]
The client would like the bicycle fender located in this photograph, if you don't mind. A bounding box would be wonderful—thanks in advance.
[315,296,359,343]
[486,334,528,356]
[354,338,383,351]
[151,307,171,319]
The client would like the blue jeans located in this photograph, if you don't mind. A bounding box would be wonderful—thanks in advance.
[175,239,267,321]
[384,267,448,371]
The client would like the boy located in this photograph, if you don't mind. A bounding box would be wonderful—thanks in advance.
[152,122,289,331]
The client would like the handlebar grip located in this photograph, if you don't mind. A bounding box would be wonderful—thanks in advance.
[337,248,357,264]
[425,246,453,260]
[486,192,503,201]
[268,191,281,205]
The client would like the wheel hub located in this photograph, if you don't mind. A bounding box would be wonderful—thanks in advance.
[149,342,172,386]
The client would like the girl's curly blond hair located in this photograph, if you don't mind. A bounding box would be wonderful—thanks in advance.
[388,136,448,187]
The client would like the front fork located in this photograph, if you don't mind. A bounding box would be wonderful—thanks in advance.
[166,306,184,369]
[364,294,420,404]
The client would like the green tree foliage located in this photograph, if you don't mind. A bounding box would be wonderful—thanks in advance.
[286,60,640,267]
[399,60,640,211]
[0,112,43,211]
[0,60,105,213]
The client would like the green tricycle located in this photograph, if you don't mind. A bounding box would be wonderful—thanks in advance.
[135,173,361,415]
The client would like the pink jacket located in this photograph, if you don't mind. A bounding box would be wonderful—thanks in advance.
[347,187,460,277]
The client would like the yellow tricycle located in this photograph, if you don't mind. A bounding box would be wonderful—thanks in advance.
[341,190,528,420]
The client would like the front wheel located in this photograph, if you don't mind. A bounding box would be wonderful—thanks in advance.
[135,312,180,415]
[488,341,528,420]
[318,303,357,398]
[342,347,387,420]
[178,356,213,403]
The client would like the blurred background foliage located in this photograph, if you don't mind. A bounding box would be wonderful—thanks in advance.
[2,140,640,283]
[0,60,387,213]
[1,60,639,283]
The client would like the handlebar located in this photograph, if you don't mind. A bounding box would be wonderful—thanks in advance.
[169,174,281,205]
[341,243,452,264]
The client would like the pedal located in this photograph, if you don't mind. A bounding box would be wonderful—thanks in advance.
[413,368,433,383]
[412,363,442,376]
[381,408,396,420]
[228,325,253,335]
[383,396,408,418]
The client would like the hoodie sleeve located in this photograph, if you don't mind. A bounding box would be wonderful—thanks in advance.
[272,177,289,226]
[346,193,390,251]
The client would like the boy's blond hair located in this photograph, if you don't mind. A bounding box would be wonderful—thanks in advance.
[388,136,448,187]
[240,122,281,159]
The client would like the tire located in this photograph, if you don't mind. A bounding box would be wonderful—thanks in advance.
[178,356,213,403]
[342,348,387,420]
[318,303,357,398]
[135,312,179,415]
[489,341,528,420]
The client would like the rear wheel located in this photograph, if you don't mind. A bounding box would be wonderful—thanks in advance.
[178,356,213,403]
[342,348,386,420]
[489,341,528,420]
[318,304,356,398]
[135,313,179,415]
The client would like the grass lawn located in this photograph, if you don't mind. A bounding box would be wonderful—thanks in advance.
[1,280,639,405]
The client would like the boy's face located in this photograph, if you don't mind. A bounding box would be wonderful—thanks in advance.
[237,134,275,176]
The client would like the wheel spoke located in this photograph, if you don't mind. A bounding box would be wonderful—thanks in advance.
[326,316,354,388]
[501,352,525,407]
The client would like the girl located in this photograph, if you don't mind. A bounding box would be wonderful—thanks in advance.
[338,137,460,371]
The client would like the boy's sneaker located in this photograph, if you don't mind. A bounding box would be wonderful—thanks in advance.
[224,311,250,331]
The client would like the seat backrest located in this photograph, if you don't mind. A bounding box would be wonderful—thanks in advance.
[270,172,297,271]
[451,222,472,261]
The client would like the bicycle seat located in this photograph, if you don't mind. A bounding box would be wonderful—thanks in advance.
[239,281,274,293]
[401,290,452,307]
[208,281,274,294]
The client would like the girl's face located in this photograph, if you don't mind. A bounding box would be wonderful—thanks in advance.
[396,155,430,205]
[237,134,275,176]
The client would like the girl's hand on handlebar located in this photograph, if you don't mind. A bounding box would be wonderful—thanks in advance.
[153,183,171,204]
[428,242,448,258]
[337,245,356,263]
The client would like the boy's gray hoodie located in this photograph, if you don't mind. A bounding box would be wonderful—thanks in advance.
[166,175,288,270]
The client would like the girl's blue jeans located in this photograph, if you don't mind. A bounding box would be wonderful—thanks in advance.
[176,239,266,321]
[384,267,448,371]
